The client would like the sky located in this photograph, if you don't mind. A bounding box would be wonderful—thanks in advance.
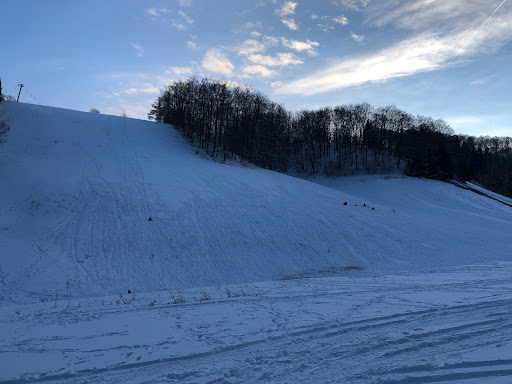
[1,0,511,137]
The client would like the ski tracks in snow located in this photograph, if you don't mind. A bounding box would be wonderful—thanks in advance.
[1,264,512,383]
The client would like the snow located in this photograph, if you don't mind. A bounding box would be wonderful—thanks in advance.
[2,264,512,383]
[1,102,512,382]
[466,182,512,206]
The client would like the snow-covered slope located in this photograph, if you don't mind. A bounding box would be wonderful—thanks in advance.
[1,102,511,304]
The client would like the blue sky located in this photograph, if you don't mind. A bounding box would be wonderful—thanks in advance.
[1,0,511,136]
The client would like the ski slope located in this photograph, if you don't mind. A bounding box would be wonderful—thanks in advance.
[1,102,512,383]
[1,102,511,305]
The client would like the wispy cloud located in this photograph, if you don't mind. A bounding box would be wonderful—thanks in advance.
[237,36,279,55]
[232,21,264,34]
[130,42,144,57]
[470,74,496,86]
[178,10,193,24]
[277,0,512,95]
[332,15,349,25]
[351,32,365,43]
[470,79,487,86]
[247,52,303,67]
[145,8,171,17]
[281,18,299,30]
[281,38,319,55]
[242,65,276,77]
[179,0,192,7]
[202,49,235,76]
[275,1,298,17]
[333,0,371,11]
[187,41,197,49]
[366,0,509,33]
[172,23,186,31]
[166,66,193,75]
[145,7,193,31]
[275,1,299,31]
[318,23,335,32]
[122,84,160,95]
[96,72,182,120]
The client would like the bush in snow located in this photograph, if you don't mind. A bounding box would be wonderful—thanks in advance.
[0,121,10,143]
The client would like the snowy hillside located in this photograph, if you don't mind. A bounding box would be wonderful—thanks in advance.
[1,102,512,305]
[2,102,512,383]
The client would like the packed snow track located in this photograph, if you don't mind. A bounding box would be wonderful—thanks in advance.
[2,264,512,383]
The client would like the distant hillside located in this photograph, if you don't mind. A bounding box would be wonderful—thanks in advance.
[1,102,511,304]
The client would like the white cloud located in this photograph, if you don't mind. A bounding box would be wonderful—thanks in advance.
[122,84,160,95]
[351,32,365,43]
[145,8,171,17]
[332,15,348,25]
[333,0,371,11]
[178,10,193,24]
[270,81,284,88]
[366,0,508,32]
[145,7,193,30]
[311,14,319,20]
[238,39,267,55]
[187,41,197,49]
[166,66,193,75]
[245,21,263,30]
[237,36,279,55]
[470,74,496,86]
[318,23,335,32]
[277,1,512,95]
[202,49,235,76]
[281,18,299,30]
[173,23,186,31]
[275,2,299,30]
[242,65,276,77]
[130,42,144,57]
[247,52,303,67]
[97,72,183,120]
[179,0,192,7]
[275,1,298,17]
[281,38,319,55]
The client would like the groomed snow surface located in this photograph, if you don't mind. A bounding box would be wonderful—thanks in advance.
[1,102,512,383]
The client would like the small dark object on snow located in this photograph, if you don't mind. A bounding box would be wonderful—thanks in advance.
[128,290,131,294]
[148,217,152,221]
[363,203,366,207]
[355,204,358,206]
[343,202,348,206]
[372,207,375,211]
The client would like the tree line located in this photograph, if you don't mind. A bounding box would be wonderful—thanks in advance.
[149,77,512,198]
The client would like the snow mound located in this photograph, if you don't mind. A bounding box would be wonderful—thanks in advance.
[1,102,511,303]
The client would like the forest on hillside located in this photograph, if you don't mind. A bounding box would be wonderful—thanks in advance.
[149,78,512,198]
